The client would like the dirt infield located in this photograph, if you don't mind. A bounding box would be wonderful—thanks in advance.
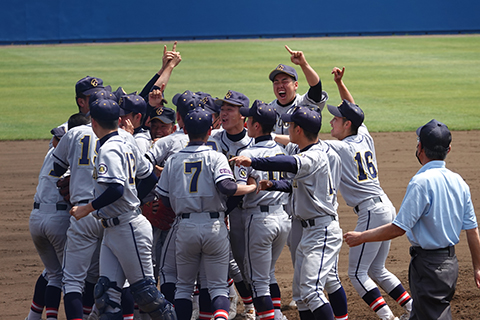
[1,131,480,319]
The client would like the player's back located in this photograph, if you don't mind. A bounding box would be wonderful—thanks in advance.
[325,124,384,207]
[158,144,233,215]
[287,143,336,220]
[93,133,153,219]
[52,124,98,204]
[34,148,67,205]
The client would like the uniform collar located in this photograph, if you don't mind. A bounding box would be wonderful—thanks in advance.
[99,131,119,146]
[254,135,272,144]
[226,128,247,142]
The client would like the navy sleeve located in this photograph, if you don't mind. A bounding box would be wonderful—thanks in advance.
[216,178,238,197]
[91,183,124,210]
[307,80,323,102]
[251,155,298,174]
[268,180,292,193]
[53,162,68,177]
[137,171,159,201]
[139,74,160,99]
[225,195,243,215]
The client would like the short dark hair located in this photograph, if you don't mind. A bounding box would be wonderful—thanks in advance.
[68,113,90,130]
[293,123,318,141]
[188,131,209,141]
[251,118,274,135]
[423,145,449,160]
[93,118,118,130]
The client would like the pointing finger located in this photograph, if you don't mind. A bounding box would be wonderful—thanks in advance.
[172,41,177,52]
[163,45,167,55]
[285,45,294,55]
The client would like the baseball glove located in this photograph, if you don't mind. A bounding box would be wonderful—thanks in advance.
[56,175,71,206]
[141,199,175,231]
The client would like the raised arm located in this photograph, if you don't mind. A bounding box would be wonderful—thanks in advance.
[285,45,319,87]
[332,67,355,104]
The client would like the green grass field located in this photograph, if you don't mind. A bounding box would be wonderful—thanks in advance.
[0,35,479,140]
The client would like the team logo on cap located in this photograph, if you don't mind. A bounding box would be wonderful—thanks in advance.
[91,79,99,87]
[225,90,233,99]
[276,64,285,71]
[155,108,164,115]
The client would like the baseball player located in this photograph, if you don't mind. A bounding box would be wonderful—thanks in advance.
[324,67,412,320]
[210,90,258,319]
[265,104,349,320]
[155,107,257,320]
[69,99,176,320]
[119,93,151,154]
[52,119,104,320]
[231,106,344,320]
[269,46,328,135]
[232,100,291,320]
[148,107,176,142]
[27,114,89,320]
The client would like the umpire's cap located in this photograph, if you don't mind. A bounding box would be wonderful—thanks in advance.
[327,100,364,128]
[240,100,277,127]
[281,106,321,134]
[184,107,212,135]
[269,64,298,82]
[416,119,451,151]
[76,76,104,96]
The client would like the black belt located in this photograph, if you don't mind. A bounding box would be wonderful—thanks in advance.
[354,196,383,213]
[101,217,120,228]
[410,246,455,257]
[260,205,269,212]
[300,215,335,228]
[34,202,68,211]
[181,212,220,219]
[77,199,90,204]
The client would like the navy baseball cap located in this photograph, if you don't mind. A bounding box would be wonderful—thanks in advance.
[416,119,451,151]
[89,89,117,108]
[119,94,147,116]
[184,107,212,135]
[113,87,127,103]
[76,76,104,96]
[50,126,66,139]
[327,100,365,128]
[172,90,198,117]
[240,100,277,127]
[150,107,176,124]
[214,90,250,109]
[90,99,120,121]
[281,106,322,134]
[196,92,220,114]
[269,64,298,82]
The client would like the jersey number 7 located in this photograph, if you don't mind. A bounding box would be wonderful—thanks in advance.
[185,161,202,193]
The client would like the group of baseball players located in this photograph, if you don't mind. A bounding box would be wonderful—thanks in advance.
[26,42,480,320]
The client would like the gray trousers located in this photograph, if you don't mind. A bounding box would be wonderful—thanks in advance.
[409,246,458,320]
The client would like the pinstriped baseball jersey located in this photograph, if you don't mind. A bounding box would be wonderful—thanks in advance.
[93,133,153,219]
[234,139,288,209]
[271,92,328,135]
[155,144,234,215]
[324,124,384,207]
[285,142,337,220]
